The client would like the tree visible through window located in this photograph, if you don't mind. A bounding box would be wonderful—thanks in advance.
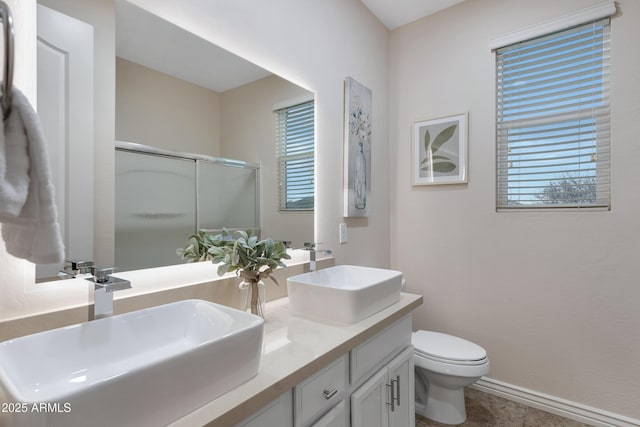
[496,19,611,209]
[276,100,314,210]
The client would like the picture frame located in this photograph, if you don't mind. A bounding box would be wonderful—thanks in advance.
[412,112,467,185]
[343,77,372,217]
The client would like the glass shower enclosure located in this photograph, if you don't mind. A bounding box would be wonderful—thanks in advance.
[115,141,260,272]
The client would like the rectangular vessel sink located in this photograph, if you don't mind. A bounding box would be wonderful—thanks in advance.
[0,299,264,427]
[287,265,403,324]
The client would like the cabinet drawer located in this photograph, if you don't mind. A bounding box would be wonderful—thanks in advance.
[350,315,411,386]
[295,354,348,426]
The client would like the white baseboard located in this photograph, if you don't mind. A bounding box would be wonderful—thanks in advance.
[471,377,640,427]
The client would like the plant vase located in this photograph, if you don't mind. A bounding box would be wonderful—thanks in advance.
[239,279,265,318]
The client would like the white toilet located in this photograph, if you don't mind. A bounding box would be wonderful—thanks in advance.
[412,331,490,425]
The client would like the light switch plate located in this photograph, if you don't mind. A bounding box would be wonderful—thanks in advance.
[339,223,348,244]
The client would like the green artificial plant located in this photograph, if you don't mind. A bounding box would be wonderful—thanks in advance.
[211,228,290,282]
[177,228,291,315]
[178,228,290,281]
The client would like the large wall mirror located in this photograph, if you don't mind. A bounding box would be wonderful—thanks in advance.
[36,0,314,281]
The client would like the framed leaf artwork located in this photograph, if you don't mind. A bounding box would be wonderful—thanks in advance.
[412,113,467,185]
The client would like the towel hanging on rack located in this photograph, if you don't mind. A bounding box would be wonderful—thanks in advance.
[0,1,63,264]
[0,87,65,265]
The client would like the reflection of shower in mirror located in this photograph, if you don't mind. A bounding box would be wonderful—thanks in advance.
[115,142,259,272]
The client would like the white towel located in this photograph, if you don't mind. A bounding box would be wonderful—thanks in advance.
[0,87,65,265]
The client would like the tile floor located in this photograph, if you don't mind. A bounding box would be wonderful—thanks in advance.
[416,388,592,427]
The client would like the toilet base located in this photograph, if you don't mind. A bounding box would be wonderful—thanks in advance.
[416,383,466,425]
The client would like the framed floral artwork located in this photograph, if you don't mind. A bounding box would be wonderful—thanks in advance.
[344,77,372,217]
[412,113,467,185]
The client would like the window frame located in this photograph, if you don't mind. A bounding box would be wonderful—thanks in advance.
[495,18,611,211]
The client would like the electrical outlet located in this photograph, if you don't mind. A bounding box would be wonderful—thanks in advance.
[339,223,348,244]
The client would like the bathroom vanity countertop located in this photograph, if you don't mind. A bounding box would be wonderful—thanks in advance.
[169,292,422,427]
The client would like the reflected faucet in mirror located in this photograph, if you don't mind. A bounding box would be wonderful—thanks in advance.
[59,260,95,279]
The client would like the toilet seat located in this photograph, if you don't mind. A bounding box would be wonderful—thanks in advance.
[412,331,487,366]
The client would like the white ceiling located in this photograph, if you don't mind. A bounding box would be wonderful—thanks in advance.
[361,0,465,30]
[116,0,271,93]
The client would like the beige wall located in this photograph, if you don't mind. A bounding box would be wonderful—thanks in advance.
[116,57,221,156]
[390,0,640,419]
[220,75,313,248]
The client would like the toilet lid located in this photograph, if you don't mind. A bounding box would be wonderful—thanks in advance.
[412,331,487,362]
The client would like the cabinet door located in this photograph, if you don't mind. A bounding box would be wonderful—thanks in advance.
[237,390,293,427]
[310,401,348,427]
[351,368,389,427]
[387,346,415,427]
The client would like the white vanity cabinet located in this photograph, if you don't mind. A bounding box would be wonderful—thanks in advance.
[351,346,414,427]
[299,315,414,427]
[235,312,416,427]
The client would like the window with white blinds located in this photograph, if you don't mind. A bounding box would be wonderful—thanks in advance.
[276,100,315,210]
[496,18,611,210]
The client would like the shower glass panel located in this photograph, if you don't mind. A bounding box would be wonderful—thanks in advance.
[197,160,259,234]
[115,150,197,271]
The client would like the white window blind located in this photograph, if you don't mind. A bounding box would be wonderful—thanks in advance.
[496,18,611,209]
[276,100,315,210]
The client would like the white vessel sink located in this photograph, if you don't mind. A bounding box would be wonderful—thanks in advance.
[287,265,403,324]
[0,299,264,427]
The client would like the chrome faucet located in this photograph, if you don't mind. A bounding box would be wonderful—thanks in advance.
[86,267,131,319]
[303,242,332,271]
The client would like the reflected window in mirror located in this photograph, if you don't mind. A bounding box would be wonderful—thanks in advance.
[276,100,315,211]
